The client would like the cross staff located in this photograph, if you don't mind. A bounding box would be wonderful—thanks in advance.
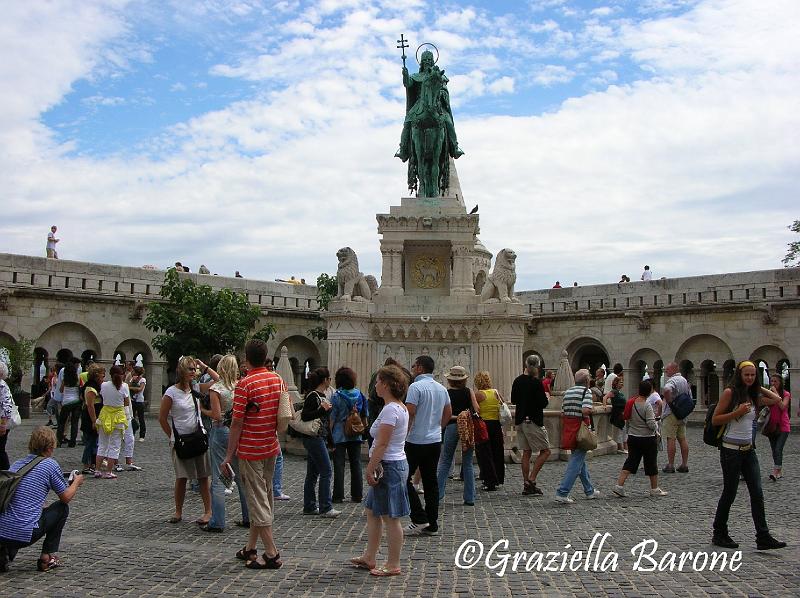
[396,33,409,68]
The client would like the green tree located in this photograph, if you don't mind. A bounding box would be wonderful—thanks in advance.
[315,272,338,311]
[308,272,337,340]
[144,268,264,366]
[0,337,35,392]
[783,220,800,266]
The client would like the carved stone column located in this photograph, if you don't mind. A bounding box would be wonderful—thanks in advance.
[451,244,476,296]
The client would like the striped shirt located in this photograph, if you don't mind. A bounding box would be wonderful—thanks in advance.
[232,367,282,460]
[0,456,67,542]
[562,385,592,418]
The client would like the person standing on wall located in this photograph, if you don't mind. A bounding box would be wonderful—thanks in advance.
[46,226,59,258]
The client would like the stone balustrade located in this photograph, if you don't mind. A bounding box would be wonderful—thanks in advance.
[0,253,320,312]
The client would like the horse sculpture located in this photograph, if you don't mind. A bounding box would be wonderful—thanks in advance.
[395,47,462,197]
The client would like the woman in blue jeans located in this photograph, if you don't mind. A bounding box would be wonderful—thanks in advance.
[330,367,368,503]
[437,366,481,506]
[300,368,337,517]
[203,355,249,532]
[711,361,785,550]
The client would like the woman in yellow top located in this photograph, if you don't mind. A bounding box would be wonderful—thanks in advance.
[474,371,506,490]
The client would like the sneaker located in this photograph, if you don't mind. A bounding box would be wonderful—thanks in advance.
[585,490,601,500]
[676,465,689,473]
[302,509,319,515]
[113,464,123,472]
[616,449,627,454]
[319,509,341,518]
[421,526,439,536]
[649,487,668,497]
[137,437,145,442]
[530,484,544,497]
[404,522,430,536]
[612,485,626,497]
[463,501,474,506]
[554,495,574,504]
[712,534,739,549]
[275,493,291,501]
[81,467,95,475]
[757,536,787,550]
[126,464,142,471]
[101,472,117,479]
[662,465,676,473]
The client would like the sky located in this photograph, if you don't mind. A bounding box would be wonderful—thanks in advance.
[1,0,798,290]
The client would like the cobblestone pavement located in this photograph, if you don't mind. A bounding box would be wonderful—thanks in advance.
[2,416,798,597]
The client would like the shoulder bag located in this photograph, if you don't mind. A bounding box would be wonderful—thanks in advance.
[574,389,597,451]
[172,392,208,460]
[288,392,323,436]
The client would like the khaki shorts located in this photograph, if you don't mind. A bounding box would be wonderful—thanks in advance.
[516,421,550,452]
[662,413,686,440]
[239,456,276,527]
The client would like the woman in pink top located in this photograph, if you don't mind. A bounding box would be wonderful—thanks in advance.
[766,374,791,481]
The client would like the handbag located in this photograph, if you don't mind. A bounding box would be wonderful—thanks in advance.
[473,415,489,444]
[277,383,293,434]
[172,394,208,460]
[575,420,597,451]
[499,400,513,428]
[761,406,779,437]
[288,392,322,436]
[8,397,21,430]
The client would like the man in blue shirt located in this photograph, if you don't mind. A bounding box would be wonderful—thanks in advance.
[404,355,451,536]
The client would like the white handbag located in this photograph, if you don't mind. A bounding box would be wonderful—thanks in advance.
[499,401,513,427]
[8,399,22,429]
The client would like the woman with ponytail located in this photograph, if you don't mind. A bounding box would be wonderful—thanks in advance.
[711,360,785,550]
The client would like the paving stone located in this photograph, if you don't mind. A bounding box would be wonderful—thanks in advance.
[1,416,797,597]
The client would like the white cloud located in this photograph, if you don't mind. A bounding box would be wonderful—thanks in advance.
[533,64,575,86]
[0,0,798,290]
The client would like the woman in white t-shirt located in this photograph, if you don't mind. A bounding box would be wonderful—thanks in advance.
[158,356,212,525]
[96,365,130,479]
[351,365,410,577]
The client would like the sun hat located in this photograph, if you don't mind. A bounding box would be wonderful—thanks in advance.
[446,365,469,381]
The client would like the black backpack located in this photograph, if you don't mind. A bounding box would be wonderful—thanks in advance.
[0,457,45,512]
[703,402,730,448]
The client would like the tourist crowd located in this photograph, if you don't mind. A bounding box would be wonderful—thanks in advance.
[1,345,790,575]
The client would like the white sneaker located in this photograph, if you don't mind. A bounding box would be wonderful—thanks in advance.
[319,508,341,518]
[554,495,575,504]
[585,490,601,499]
[612,485,626,497]
[275,493,291,501]
[113,464,123,472]
[404,522,430,535]
[126,464,142,471]
[137,438,145,442]
[649,487,668,497]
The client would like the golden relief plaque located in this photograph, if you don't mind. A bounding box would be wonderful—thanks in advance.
[411,255,445,289]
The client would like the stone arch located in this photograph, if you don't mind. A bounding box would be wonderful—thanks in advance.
[722,359,736,387]
[273,335,322,391]
[567,336,610,376]
[0,331,15,350]
[749,345,788,367]
[628,348,663,397]
[114,339,155,403]
[675,334,733,405]
[776,358,791,393]
[38,322,101,368]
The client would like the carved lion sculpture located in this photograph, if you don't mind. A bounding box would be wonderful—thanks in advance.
[336,247,378,302]
[481,248,520,303]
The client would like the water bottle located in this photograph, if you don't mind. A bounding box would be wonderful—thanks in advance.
[220,463,235,494]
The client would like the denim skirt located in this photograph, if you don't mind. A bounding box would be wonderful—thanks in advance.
[364,459,410,518]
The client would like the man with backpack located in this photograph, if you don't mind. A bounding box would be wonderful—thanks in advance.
[661,362,691,473]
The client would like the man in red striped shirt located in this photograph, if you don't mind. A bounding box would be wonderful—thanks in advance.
[222,339,283,569]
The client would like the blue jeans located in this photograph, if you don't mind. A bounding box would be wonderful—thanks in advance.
[273,450,284,496]
[713,447,769,539]
[437,423,475,503]
[556,449,595,497]
[208,425,248,529]
[769,432,789,467]
[81,430,98,467]
[302,436,333,513]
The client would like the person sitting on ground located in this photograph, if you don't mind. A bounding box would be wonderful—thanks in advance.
[0,426,84,572]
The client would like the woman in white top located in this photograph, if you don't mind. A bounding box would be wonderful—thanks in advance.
[351,365,410,577]
[57,361,81,447]
[202,354,247,532]
[158,356,213,525]
[711,361,784,551]
[96,365,130,479]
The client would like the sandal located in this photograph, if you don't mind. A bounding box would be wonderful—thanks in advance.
[235,547,258,561]
[167,516,182,524]
[350,557,376,570]
[101,472,117,479]
[195,518,210,526]
[37,554,61,572]
[245,552,282,569]
[370,565,402,577]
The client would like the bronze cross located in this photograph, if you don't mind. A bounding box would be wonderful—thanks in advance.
[397,33,409,67]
